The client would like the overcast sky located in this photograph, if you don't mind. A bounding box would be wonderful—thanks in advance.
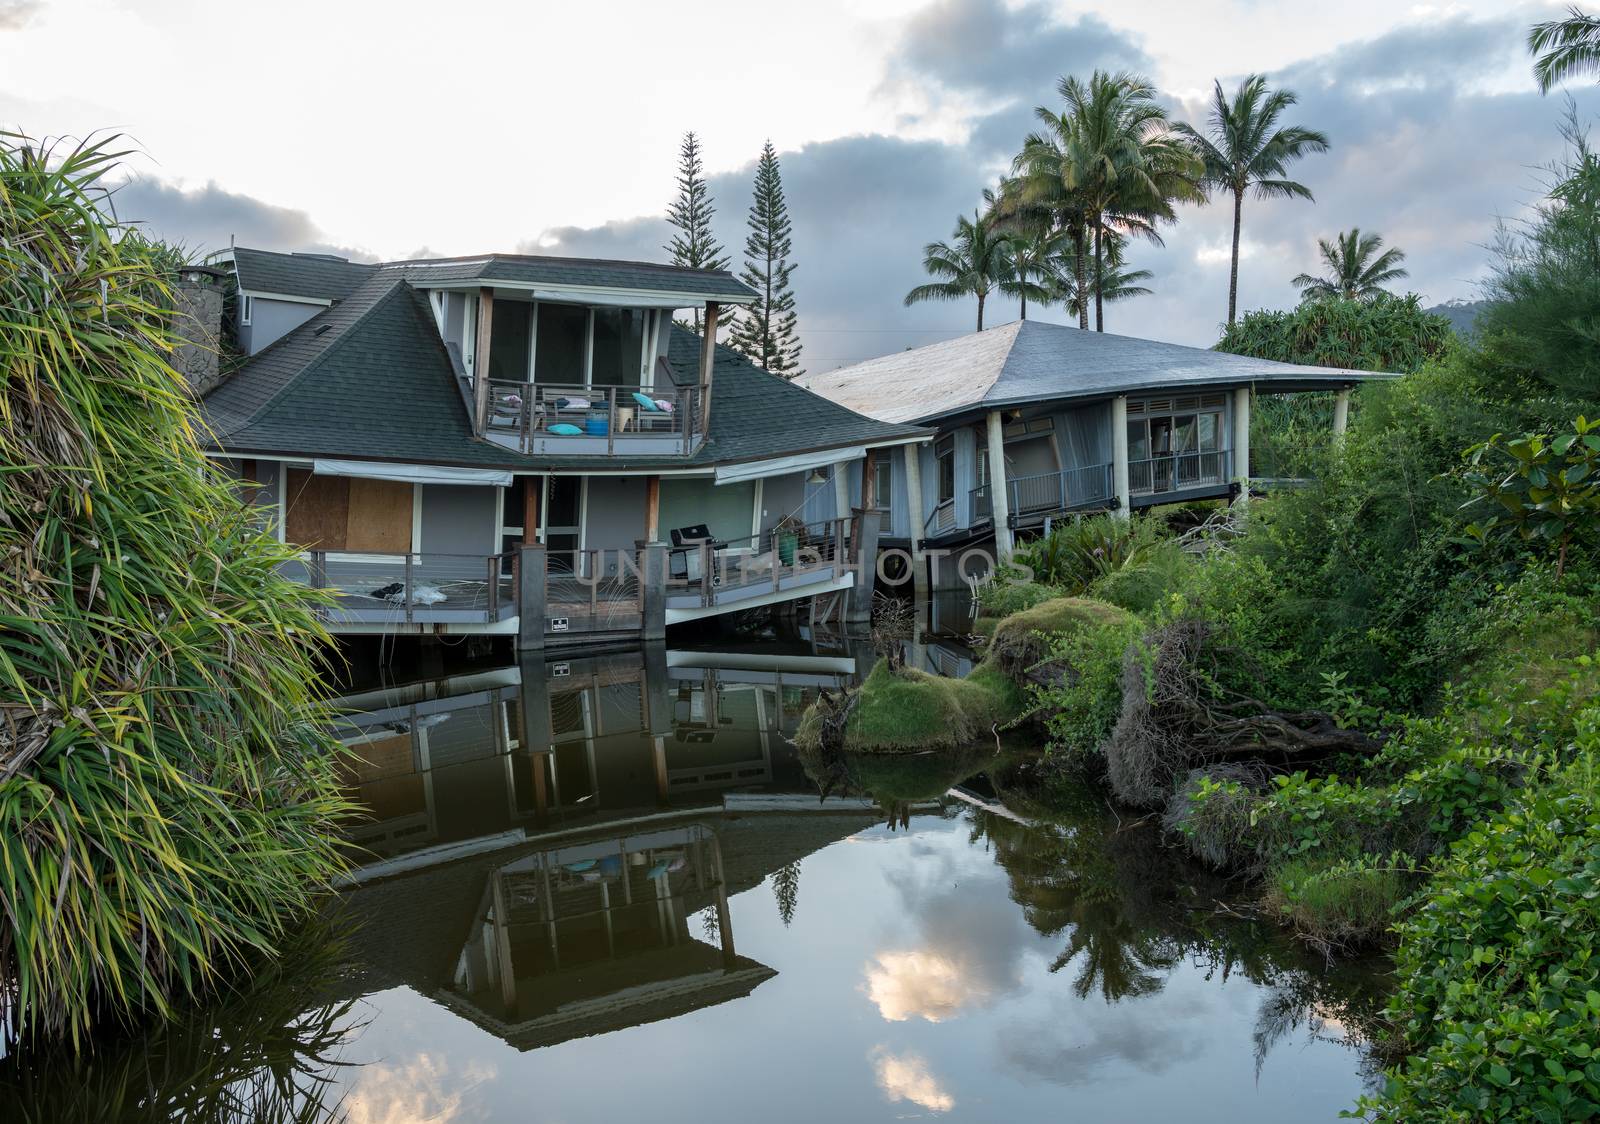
[3,0,1595,367]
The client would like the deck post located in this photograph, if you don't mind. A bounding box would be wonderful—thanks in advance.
[832,461,851,521]
[638,540,667,642]
[1111,395,1131,519]
[472,286,494,435]
[644,475,660,542]
[698,302,719,435]
[986,410,1014,559]
[846,505,881,623]
[642,641,672,736]
[517,543,547,652]
[903,443,928,600]
[1332,386,1351,441]
[1232,386,1252,503]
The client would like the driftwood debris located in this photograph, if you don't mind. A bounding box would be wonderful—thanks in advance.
[1106,620,1380,808]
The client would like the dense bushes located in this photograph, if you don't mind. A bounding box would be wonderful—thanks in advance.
[1362,789,1600,1122]
[1216,292,1453,375]
[0,136,348,1045]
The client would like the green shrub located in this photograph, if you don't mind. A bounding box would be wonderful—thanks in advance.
[1033,608,1145,768]
[986,596,1135,679]
[1264,855,1413,951]
[0,135,348,1046]
[1017,514,1172,595]
[795,659,1024,753]
[1364,791,1600,1122]
[973,572,1064,619]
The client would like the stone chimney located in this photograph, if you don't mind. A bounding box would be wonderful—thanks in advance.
[170,264,226,396]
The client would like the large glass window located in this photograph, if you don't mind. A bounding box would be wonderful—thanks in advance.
[936,436,955,502]
[591,308,648,387]
[488,300,531,381]
[534,304,588,384]
[1126,396,1226,494]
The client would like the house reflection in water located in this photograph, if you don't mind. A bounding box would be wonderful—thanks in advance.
[440,824,775,1051]
[331,644,869,863]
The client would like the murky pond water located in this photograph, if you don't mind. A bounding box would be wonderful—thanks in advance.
[1,639,1384,1122]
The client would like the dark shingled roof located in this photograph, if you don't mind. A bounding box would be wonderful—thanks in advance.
[397,253,757,302]
[202,277,927,471]
[229,247,377,301]
[795,318,1396,427]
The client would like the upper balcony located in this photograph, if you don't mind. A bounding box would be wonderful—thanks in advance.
[422,259,754,459]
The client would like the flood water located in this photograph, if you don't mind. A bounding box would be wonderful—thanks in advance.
[1,633,1386,1122]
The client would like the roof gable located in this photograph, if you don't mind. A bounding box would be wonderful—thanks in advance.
[230,247,377,301]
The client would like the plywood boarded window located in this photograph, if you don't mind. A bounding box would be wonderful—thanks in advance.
[285,469,413,553]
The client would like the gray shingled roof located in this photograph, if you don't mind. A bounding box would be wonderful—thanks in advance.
[793,319,1395,426]
[396,254,757,302]
[202,279,926,471]
[230,247,377,301]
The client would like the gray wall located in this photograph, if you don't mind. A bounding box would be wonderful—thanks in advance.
[240,297,323,355]
[584,476,648,559]
[419,484,498,556]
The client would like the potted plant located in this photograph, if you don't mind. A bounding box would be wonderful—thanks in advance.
[773,514,804,566]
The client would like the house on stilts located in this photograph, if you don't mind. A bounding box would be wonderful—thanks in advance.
[191,248,928,649]
[793,319,1394,573]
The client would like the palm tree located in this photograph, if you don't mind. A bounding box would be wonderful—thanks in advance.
[982,187,1063,321]
[1291,228,1408,302]
[1530,7,1600,92]
[1042,229,1152,326]
[1017,71,1201,332]
[904,209,1017,331]
[1013,127,1095,327]
[1174,75,1329,327]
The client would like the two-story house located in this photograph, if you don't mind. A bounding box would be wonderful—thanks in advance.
[199,247,928,648]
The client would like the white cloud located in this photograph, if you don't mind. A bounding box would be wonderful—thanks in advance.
[873,1047,956,1112]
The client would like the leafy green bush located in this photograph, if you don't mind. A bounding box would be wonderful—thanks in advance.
[1216,292,1453,374]
[0,135,348,1046]
[1365,791,1600,1122]
[986,596,1135,678]
[1033,609,1145,769]
[1017,513,1172,595]
[973,571,1063,619]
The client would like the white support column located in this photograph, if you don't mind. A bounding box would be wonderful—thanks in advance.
[986,410,1014,561]
[1111,395,1131,520]
[904,442,928,598]
[1332,386,1351,441]
[1233,386,1252,503]
[833,461,851,520]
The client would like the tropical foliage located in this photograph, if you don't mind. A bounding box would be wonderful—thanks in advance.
[1216,292,1453,373]
[1173,75,1329,326]
[1015,70,1201,331]
[1530,6,1600,92]
[1291,227,1409,302]
[0,133,348,1047]
[903,209,1019,331]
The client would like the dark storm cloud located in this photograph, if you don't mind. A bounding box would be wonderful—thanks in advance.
[112,177,378,261]
[887,0,1150,105]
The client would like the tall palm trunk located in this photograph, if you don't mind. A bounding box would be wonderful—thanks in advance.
[977,290,986,332]
[1074,226,1089,329]
[1093,219,1105,332]
[1020,283,1027,320]
[1227,187,1243,327]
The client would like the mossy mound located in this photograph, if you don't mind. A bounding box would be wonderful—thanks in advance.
[796,659,1025,753]
[987,596,1137,678]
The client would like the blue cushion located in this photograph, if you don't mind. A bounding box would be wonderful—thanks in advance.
[631,391,662,412]
[548,422,583,436]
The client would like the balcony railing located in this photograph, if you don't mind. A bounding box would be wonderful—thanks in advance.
[925,499,957,538]
[482,380,702,456]
[1129,449,1232,497]
[285,550,518,625]
[667,517,851,609]
[1008,463,1115,517]
[969,484,992,523]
